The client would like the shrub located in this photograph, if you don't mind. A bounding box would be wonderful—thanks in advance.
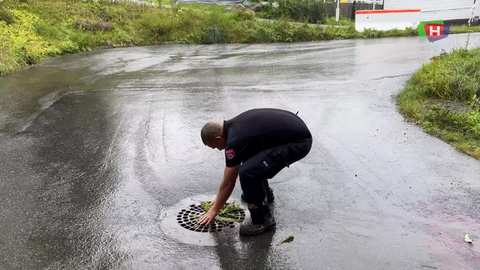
[325,16,353,26]
[202,11,235,43]
[276,0,327,24]
[34,20,65,40]
[68,31,106,51]
[235,9,255,21]
[292,23,321,41]
[246,24,277,43]
[74,19,112,31]
[205,26,225,43]
[138,12,177,41]
[419,49,480,102]
[0,8,14,24]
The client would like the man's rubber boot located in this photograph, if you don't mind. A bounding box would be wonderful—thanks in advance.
[241,187,275,204]
[239,204,276,236]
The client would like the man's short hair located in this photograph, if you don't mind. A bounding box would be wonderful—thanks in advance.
[201,122,222,145]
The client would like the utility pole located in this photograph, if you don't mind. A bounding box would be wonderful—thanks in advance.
[336,0,340,22]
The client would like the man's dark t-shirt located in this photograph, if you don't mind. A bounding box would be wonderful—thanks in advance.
[223,108,312,167]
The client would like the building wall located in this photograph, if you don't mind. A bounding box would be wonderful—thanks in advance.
[384,0,473,10]
[384,0,475,21]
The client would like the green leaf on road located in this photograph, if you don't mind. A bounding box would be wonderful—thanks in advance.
[279,235,294,244]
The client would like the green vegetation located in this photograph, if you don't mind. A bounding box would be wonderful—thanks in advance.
[257,0,327,24]
[194,201,244,223]
[279,235,295,244]
[1,0,480,76]
[397,45,480,160]
[450,24,480,34]
[257,0,352,26]
[325,16,354,26]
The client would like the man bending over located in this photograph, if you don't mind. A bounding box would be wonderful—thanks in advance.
[199,108,312,236]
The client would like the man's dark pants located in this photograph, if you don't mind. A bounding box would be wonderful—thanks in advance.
[239,138,313,211]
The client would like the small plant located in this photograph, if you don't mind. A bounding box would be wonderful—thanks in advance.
[205,26,225,44]
[193,201,244,223]
[470,95,480,109]
[235,9,254,21]
[444,133,460,142]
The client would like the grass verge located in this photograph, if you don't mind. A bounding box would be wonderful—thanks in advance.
[450,24,480,34]
[397,45,480,160]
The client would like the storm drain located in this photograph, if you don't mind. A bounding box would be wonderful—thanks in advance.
[176,203,245,233]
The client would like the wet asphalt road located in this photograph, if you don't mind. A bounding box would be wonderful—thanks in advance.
[1,34,480,270]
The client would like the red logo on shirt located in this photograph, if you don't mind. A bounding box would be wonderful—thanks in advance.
[226,149,235,160]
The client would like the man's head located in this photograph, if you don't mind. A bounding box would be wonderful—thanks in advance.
[201,121,227,150]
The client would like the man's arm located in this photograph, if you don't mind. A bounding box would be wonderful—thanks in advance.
[198,164,240,225]
[212,165,240,210]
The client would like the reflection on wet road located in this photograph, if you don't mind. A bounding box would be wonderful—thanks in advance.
[1,35,480,270]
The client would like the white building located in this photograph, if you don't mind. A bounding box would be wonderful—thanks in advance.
[384,0,476,22]
[355,0,478,32]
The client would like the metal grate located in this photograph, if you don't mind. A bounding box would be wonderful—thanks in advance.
[176,203,245,233]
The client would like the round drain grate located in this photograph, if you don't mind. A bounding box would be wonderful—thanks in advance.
[176,202,245,233]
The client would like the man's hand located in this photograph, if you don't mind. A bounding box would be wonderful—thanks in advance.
[198,164,240,226]
[198,208,219,226]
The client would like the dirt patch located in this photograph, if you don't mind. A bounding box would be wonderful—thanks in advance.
[425,100,475,114]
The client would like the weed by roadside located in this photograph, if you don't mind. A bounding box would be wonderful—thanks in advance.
[450,24,480,34]
[325,16,353,26]
[397,46,480,160]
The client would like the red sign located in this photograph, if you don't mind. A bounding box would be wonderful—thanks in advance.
[424,24,444,39]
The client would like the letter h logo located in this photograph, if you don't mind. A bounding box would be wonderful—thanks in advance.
[419,21,450,42]
[425,24,444,38]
